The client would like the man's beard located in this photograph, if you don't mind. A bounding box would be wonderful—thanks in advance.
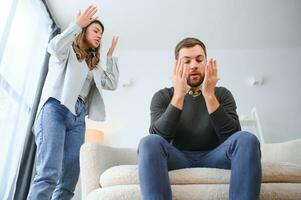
[187,75,204,87]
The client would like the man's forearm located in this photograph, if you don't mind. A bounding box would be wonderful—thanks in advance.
[149,103,182,141]
[204,94,220,114]
[171,95,185,110]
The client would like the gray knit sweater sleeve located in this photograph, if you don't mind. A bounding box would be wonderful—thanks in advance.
[209,87,241,142]
[149,88,180,141]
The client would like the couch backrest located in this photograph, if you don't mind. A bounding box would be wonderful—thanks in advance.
[261,138,301,165]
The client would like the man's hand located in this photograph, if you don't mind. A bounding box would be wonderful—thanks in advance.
[107,36,119,58]
[202,58,219,96]
[171,58,189,110]
[202,58,220,113]
[75,5,97,28]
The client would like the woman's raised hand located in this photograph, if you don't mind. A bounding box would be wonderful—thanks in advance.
[107,36,119,57]
[75,5,97,28]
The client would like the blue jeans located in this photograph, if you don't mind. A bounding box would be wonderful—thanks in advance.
[27,97,86,200]
[138,131,262,200]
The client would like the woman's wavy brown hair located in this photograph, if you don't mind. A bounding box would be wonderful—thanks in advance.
[72,19,104,70]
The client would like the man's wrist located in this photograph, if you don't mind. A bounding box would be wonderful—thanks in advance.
[203,93,219,114]
[203,92,216,100]
[171,95,185,110]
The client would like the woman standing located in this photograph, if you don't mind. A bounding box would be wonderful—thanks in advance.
[27,5,119,200]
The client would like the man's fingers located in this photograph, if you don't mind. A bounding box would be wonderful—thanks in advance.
[208,58,214,77]
[182,63,189,79]
[177,58,188,78]
[208,59,217,76]
[173,60,178,76]
[175,59,181,76]
[208,59,212,76]
[205,58,219,83]
[212,59,218,77]
[179,59,184,78]
[204,60,210,80]
[177,59,184,77]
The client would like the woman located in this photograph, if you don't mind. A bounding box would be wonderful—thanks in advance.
[27,5,119,200]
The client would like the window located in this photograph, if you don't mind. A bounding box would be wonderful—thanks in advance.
[0,0,53,198]
[0,0,14,61]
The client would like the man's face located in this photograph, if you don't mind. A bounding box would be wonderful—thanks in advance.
[178,45,206,87]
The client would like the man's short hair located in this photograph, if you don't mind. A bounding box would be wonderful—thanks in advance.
[175,37,207,59]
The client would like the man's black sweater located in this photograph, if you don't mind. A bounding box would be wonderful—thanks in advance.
[149,87,241,151]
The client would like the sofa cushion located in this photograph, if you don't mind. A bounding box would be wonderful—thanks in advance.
[88,183,301,200]
[100,162,301,187]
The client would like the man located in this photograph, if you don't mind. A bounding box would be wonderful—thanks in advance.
[138,37,261,200]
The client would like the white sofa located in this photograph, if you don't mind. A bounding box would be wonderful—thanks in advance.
[80,138,301,200]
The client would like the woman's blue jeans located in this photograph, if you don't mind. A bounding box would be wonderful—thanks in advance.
[27,97,85,200]
[138,131,262,200]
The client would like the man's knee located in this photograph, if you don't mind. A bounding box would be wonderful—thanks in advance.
[138,134,166,155]
[234,131,261,151]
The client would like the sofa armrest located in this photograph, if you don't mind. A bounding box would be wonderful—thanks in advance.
[262,138,301,165]
[80,143,137,199]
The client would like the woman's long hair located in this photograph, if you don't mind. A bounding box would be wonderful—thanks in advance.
[72,20,104,70]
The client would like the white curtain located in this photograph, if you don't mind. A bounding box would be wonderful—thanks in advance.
[0,0,53,199]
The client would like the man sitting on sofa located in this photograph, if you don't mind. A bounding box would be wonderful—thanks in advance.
[138,37,262,200]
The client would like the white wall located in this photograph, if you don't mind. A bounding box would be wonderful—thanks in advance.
[45,1,301,198]
[49,0,301,50]
[48,0,301,148]
[89,47,301,148]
